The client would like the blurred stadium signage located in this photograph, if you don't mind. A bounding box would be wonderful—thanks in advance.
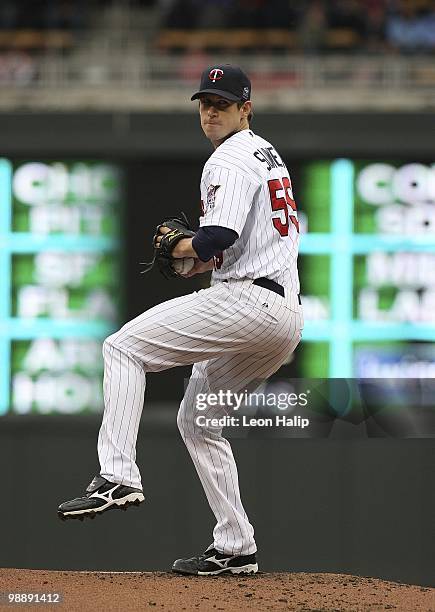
[298,159,435,378]
[0,159,122,415]
[1,157,434,414]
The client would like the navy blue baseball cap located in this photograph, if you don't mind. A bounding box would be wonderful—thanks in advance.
[191,64,251,103]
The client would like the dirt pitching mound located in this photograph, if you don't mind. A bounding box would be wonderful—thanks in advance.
[0,568,433,611]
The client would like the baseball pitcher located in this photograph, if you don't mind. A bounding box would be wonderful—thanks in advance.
[58,64,303,576]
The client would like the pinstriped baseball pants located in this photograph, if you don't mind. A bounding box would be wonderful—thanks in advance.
[98,279,303,556]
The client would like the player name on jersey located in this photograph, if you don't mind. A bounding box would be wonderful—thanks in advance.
[253,146,285,171]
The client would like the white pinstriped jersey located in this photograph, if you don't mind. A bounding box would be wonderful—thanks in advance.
[199,129,300,295]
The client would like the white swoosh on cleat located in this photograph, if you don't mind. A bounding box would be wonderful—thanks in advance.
[205,555,236,569]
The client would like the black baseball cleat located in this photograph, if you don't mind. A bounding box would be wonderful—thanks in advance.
[57,475,144,521]
[172,547,258,576]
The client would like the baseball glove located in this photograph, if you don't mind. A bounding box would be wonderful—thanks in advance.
[141,212,195,279]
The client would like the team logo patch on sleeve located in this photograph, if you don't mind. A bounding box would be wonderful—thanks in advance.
[206,184,220,211]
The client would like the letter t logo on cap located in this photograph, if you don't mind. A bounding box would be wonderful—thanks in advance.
[209,68,224,83]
